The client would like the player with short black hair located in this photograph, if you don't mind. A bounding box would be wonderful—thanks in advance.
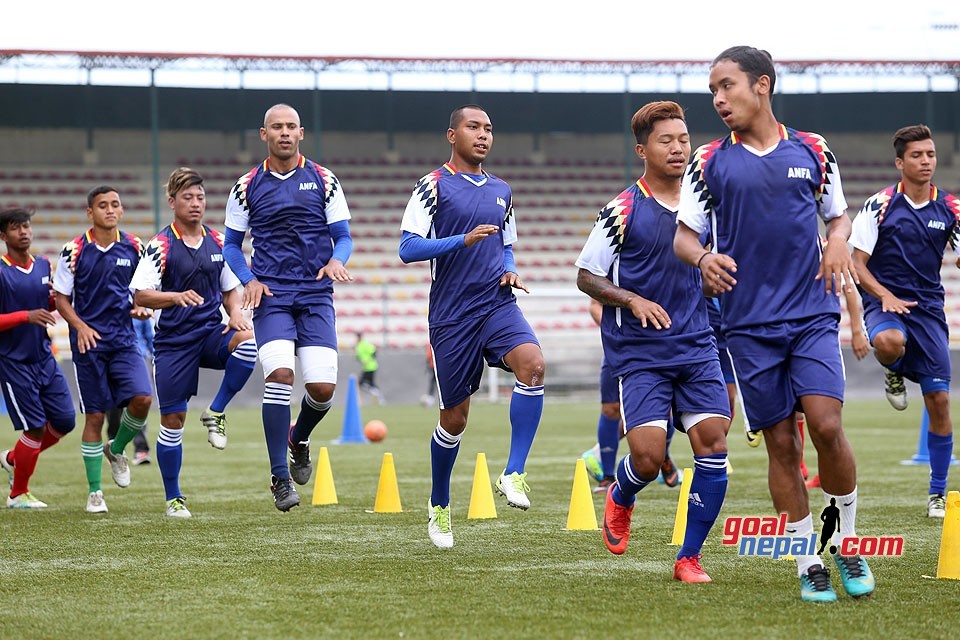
[850,124,959,518]
[53,186,154,513]
[399,104,545,549]
[0,208,76,508]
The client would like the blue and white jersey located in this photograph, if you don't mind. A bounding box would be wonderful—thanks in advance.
[678,125,845,332]
[53,229,143,352]
[851,182,960,307]
[576,178,715,376]
[130,224,240,350]
[225,155,351,294]
[401,163,518,327]
[0,255,53,363]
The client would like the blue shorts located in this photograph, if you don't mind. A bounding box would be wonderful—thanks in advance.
[718,347,735,385]
[619,358,729,432]
[154,324,235,414]
[863,299,950,384]
[727,315,844,432]
[253,288,337,350]
[600,357,619,405]
[430,302,539,409]
[73,348,152,414]
[0,354,76,432]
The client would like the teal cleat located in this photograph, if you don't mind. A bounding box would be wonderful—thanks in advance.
[833,554,875,598]
[581,448,603,482]
[800,565,837,603]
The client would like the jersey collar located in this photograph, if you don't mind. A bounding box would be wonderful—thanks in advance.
[1,254,34,270]
[263,154,306,173]
[171,222,206,239]
[895,181,938,201]
[85,228,121,246]
[729,123,788,146]
[635,178,652,198]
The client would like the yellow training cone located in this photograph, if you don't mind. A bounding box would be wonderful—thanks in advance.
[467,452,498,519]
[373,452,403,513]
[311,447,338,505]
[937,490,960,579]
[566,458,599,530]
[670,467,694,545]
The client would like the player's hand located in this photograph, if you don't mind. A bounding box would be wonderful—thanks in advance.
[699,253,738,295]
[171,290,204,308]
[130,306,153,320]
[500,271,530,293]
[242,280,272,310]
[851,331,870,360]
[464,224,499,247]
[317,259,353,283]
[27,309,56,327]
[628,297,671,330]
[879,293,918,314]
[224,311,252,333]
[817,241,859,296]
[75,323,102,354]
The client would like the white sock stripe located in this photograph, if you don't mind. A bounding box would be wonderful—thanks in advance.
[304,393,333,412]
[513,383,544,396]
[158,427,183,446]
[81,443,103,455]
[18,433,41,449]
[231,340,259,362]
[694,457,728,471]
[433,425,461,448]
[264,382,293,405]
[621,457,640,484]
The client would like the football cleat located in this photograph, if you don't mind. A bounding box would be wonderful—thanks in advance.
[271,475,300,512]
[103,440,131,488]
[601,484,634,555]
[165,496,192,518]
[201,408,228,449]
[832,554,875,598]
[883,369,907,411]
[805,474,821,489]
[0,449,14,489]
[745,425,762,448]
[428,502,454,549]
[581,447,604,482]
[132,450,151,466]
[85,490,108,514]
[800,565,837,603]
[288,426,313,486]
[674,554,713,583]
[659,457,681,487]
[929,493,947,518]
[6,492,47,509]
[495,471,530,510]
[593,476,615,494]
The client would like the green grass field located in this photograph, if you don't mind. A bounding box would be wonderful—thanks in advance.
[1,398,956,639]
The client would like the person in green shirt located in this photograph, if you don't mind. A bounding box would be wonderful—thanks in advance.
[355,333,383,404]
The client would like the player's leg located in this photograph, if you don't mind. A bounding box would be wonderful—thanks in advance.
[868,312,908,410]
[583,358,620,487]
[797,412,809,480]
[922,384,952,518]
[80,412,109,510]
[288,346,339,485]
[201,328,257,449]
[153,347,199,518]
[73,350,125,497]
[105,349,153,468]
[259,342,299,512]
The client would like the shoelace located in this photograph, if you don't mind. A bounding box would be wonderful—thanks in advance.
[509,472,530,493]
[681,554,706,573]
[169,497,186,511]
[931,495,946,510]
[836,556,866,579]
[806,567,832,591]
[885,372,905,393]
[434,507,451,532]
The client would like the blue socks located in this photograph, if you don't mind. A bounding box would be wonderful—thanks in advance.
[263,382,293,478]
[504,382,543,475]
[928,431,953,495]
[290,393,333,444]
[612,455,656,507]
[678,453,728,560]
[597,414,620,477]
[156,427,183,501]
[210,339,257,413]
[430,424,462,508]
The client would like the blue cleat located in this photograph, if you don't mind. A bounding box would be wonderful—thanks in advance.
[800,565,837,603]
[832,554,875,598]
[580,448,603,482]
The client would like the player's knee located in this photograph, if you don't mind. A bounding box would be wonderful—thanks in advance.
[305,382,335,404]
[925,391,951,423]
[517,357,546,386]
[601,403,620,420]
[872,330,905,360]
[690,420,728,456]
[128,395,152,415]
[629,450,662,478]
[266,368,295,386]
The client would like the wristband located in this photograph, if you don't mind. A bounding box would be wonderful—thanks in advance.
[696,252,711,269]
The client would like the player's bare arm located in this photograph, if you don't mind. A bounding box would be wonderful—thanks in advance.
[54,291,100,353]
[241,279,272,310]
[317,258,353,283]
[221,287,252,332]
[817,214,858,296]
[577,268,670,330]
[500,271,530,294]
[464,224,499,246]
[852,247,917,315]
[135,288,204,310]
[674,222,737,295]
[843,287,870,360]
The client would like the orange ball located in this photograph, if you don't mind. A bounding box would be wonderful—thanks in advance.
[364,419,387,442]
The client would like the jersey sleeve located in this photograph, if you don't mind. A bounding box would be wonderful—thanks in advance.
[318,166,351,224]
[502,190,518,246]
[400,171,440,238]
[797,132,847,221]
[225,170,255,232]
[52,240,77,296]
[130,235,166,291]
[219,261,242,292]
[849,202,880,255]
[677,144,716,233]
[945,191,960,256]
[575,197,628,277]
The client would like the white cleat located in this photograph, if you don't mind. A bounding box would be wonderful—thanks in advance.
[428,501,454,549]
[165,496,192,518]
[6,492,47,508]
[0,449,14,488]
[103,440,131,488]
[85,490,108,513]
[884,369,908,411]
[928,493,946,518]
[495,471,531,510]
[201,408,228,450]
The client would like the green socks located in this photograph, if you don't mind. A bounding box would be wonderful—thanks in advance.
[81,440,103,493]
[110,409,147,456]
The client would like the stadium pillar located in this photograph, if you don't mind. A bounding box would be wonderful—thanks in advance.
[313,72,323,161]
[621,75,632,185]
[150,68,161,233]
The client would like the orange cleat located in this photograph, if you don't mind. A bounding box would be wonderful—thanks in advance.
[805,474,821,489]
[674,554,713,583]
[602,483,634,555]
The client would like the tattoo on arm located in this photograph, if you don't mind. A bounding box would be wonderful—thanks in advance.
[577,269,635,308]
